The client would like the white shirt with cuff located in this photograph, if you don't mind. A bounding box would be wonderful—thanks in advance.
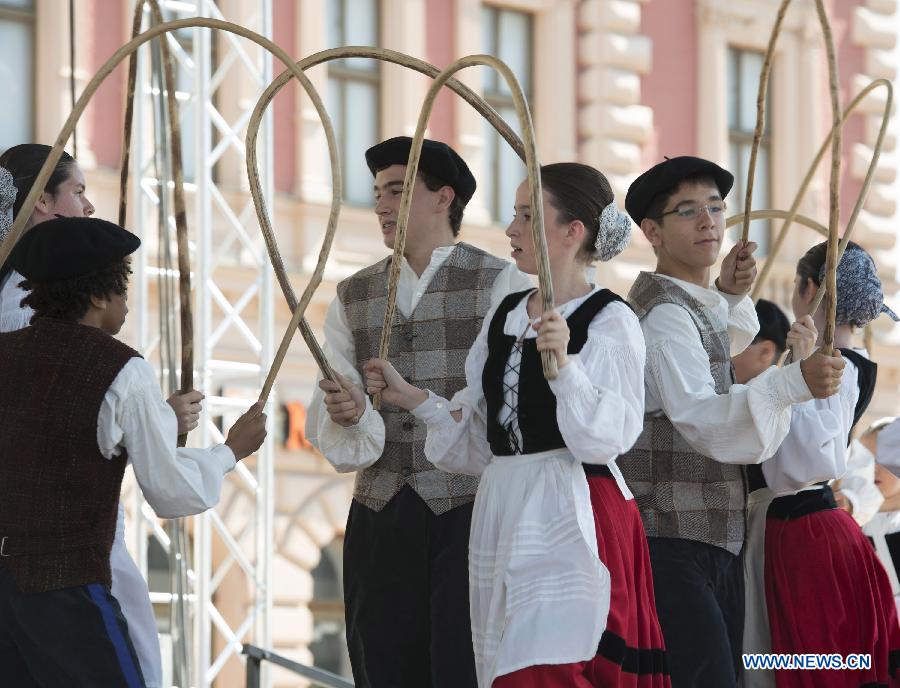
[641,274,812,465]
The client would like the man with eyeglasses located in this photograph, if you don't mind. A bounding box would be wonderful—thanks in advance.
[616,156,845,687]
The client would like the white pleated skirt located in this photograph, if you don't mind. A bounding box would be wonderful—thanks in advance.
[469,448,624,687]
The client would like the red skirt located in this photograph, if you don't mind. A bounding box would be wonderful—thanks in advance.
[765,504,900,687]
[494,472,670,687]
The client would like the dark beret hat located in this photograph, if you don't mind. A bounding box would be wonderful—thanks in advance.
[365,136,476,205]
[625,156,734,225]
[10,216,140,282]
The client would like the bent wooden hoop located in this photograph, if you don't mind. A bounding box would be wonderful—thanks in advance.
[371,54,553,412]
[0,18,349,409]
[245,47,530,390]
[120,0,194,443]
[751,79,893,303]
[741,0,842,353]
[726,209,828,237]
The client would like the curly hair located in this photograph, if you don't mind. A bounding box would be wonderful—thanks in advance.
[20,258,132,323]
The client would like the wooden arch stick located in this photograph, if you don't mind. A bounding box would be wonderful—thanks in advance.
[740,0,790,245]
[751,79,893,300]
[373,53,552,410]
[0,18,349,408]
[245,47,528,385]
[253,98,342,404]
[0,17,328,281]
[726,210,828,238]
[119,0,194,444]
[815,0,843,355]
[739,0,842,353]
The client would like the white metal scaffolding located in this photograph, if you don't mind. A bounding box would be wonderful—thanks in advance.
[129,1,274,685]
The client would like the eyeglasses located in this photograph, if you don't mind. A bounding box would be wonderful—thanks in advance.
[659,201,727,220]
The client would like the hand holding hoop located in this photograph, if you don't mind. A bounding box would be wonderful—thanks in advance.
[372,54,555,410]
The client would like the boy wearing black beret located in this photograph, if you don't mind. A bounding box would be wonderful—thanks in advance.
[306,137,531,688]
[615,157,845,687]
[0,217,268,687]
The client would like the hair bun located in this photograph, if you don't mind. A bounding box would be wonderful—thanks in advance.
[595,201,633,262]
[0,167,16,243]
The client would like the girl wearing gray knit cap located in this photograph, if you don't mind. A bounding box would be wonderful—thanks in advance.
[365,163,670,688]
[742,240,900,688]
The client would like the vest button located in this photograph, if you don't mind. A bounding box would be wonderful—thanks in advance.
[402,420,415,431]
[401,467,413,478]
[403,330,414,342]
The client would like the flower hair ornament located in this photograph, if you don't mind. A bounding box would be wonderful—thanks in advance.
[0,166,16,245]
[594,200,633,262]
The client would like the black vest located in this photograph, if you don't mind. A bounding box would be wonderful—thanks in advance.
[483,288,626,456]
[0,318,139,592]
[839,348,877,445]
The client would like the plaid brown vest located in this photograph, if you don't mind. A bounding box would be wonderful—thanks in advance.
[0,318,139,592]
[337,243,507,515]
[618,272,747,555]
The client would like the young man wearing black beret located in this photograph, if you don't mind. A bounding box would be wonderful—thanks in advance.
[306,136,530,688]
[615,157,845,687]
[0,217,268,687]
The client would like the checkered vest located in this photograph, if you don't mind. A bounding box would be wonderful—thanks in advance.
[617,272,747,555]
[337,243,507,515]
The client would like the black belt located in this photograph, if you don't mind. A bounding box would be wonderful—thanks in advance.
[767,485,836,521]
[583,464,613,478]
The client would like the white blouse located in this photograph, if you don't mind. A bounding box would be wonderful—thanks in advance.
[761,352,863,495]
[305,246,532,471]
[98,357,236,517]
[411,286,645,685]
[412,287,646,476]
[843,439,887,526]
[641,274,812,465]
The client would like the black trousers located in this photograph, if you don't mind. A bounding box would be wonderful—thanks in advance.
[0,564,146,687]
[648,537,744,688]
[343,486,477,688]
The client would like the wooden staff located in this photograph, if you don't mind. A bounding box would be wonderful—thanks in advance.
[726,209,827,238]
[120,1,194,444]
[734,0,841,354]
[752,79,892,299]
[0,17,334,281]
[740,0,790,245]
[815,0,842,355]
[372,54,552,409]
[245,47,528,385]
[0,18,357,408]
[253,83,341,404]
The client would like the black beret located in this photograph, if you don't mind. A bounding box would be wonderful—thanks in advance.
[10,216,140,282]
[625,156,734,225]
[365,136,476,205]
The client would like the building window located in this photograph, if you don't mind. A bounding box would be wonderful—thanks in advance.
[327,0,380,206]
[309,539,351,678]
[727,47,771,255]
[0,0,34,150]
[482,5,533,222]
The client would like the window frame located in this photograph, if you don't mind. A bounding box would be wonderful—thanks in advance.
[0,1,36,148]
[327,0,381,207]
[481,3,534,223]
